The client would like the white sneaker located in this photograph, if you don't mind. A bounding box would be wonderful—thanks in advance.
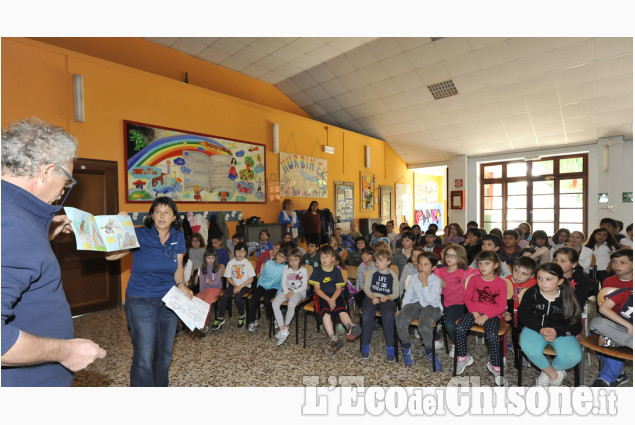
[536,371,551,387]
[434,338,444,351]
[455,354,474,375]
[549,370,566,386]
[248,320,258,332]
[276,328,290,346]
[449,344,455,358]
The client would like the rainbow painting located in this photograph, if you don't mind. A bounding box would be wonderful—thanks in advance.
[124,121,266,203]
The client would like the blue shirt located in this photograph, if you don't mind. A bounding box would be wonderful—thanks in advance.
[257,260,285,291]
[126,225,186,298]
[1,180,74,386]
[309,265,345,297]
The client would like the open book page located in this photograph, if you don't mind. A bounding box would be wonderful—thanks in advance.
[161,286,210,331]
[64,207,139,252]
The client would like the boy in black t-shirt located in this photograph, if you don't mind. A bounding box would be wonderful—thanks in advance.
[309,246,361,353]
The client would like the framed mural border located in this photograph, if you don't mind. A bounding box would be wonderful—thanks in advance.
[124,120,267,204]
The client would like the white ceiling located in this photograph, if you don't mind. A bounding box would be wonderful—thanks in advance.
[144,37,633,165]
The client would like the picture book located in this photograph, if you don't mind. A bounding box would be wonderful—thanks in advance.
[64,207,139,252]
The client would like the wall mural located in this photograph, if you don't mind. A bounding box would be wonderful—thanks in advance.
[125,121,266,203]
[279,152,327,198]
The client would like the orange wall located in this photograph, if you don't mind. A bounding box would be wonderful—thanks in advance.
[2,37,413,299]
[29,37,311,118]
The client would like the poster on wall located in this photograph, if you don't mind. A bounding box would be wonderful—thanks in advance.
[360,171,375,210]
[395,183,412,225]
[125,121,266,203]
[279,152,327,198]
[334,182,354,222]
[426,181,439,204]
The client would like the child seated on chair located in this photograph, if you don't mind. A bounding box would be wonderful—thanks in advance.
[398,247,425,298]
[211,242,256,331]
[396,252,443,370]
[256,230,274,258]
[256,241,280,275]
[247,247,287,333]
[346,237,366,266]
[272,248,308,346]
[590,248,633,387]
[196,248,223,333]
[469,234,511,278]
[329,234,345,256]
[454,250,509,385]
[210,236,230,268]
[360,248,400,361]
[503,256,537,325]
[355,247,376,309]
[303,238,321,268]
[227,233,258,259]
[518,263,582,387]
[309,246,361,353]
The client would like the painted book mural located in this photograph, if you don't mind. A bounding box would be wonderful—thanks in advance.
[125,121,266,203]
[279,152,327,198]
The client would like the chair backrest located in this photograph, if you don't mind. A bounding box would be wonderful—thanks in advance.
[304,264,313,277]
[249,258,257,270]
[598,286,620,306]
[340,249,348,262]
[389,264,399,276]
[404,274,413,292]
[345,265,358,280]
[590,254,597,268]
[341,268,348,282]
[219,264,225,276]
[518,287,530,304]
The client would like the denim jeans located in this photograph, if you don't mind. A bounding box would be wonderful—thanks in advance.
[444,304,466,343]
[124,294,178,387]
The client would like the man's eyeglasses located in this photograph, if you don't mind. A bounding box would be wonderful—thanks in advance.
[45,162,77,205]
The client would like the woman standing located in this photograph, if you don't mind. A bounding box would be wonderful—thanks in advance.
[278,198,299,242]
[302,200,321,244]
[106,197,193,386]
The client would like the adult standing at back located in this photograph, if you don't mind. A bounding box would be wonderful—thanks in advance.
[106,197,193,386]
[1,118,106,386]
[279,198,299,242]
[302,200,321,244]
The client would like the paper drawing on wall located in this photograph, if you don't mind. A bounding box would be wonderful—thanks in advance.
[279,152,327,198]
[125,121,266,203]
[360,172,374,210]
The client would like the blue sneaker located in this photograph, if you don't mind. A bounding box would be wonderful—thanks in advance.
[425,348,441,371]
[361,344,371,359]
[401,345,413,367]
[386,346,396,363]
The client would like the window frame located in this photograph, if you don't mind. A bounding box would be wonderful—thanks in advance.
[480,153,588,234]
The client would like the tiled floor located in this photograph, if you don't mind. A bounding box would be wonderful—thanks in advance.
[71,304,632,388]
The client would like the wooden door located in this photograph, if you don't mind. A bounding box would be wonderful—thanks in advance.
[51,158,121,316]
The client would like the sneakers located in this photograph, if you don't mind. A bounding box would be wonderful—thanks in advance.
[237,314,246,329]
[455,354,474,375]
[426,349,442,371]
[276,328,290,346]
[330,338,344,354]
[200,325,209,334]
[611,373,629,387]
[536,371,551,387]
[549,370,566,386]
[434,338,444,351]
[486,362,506,386]
[211,318,225,331]
[336,323,346,333]
[346,323,362,341]
[247,320,259,332]
[592,377,610,387]
[386,346,396,363]
[361,344,371,359]
[402,345,413,367]
[448,344,455,358]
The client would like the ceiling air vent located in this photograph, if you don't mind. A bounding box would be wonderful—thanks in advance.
[427,79,458,100]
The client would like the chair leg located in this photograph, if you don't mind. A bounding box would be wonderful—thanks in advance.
[517,349,523,386]
[303,311,308,348]
[498,335,505,384]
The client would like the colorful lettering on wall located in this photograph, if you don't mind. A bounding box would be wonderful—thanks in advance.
[279,152,327,198]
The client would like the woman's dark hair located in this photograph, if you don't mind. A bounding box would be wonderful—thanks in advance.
[201,248,219,275]
[584,227,619,250]
[411,224,421,234]
[309,200,319,210]
[144,196,182,229]
[537,263,581,325]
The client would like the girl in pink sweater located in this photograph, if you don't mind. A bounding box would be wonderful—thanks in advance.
[453,250,509,384]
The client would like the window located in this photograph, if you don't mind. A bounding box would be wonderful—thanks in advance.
[480,154,587,235]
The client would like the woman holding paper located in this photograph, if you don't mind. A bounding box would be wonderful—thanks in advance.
[106,196,193,386]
